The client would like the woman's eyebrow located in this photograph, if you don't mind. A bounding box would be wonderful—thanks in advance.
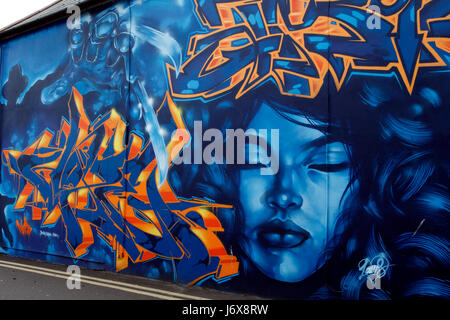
[245,132,330,151]
[304,135,331,150]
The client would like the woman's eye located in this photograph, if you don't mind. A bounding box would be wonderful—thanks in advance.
[308,162,350,173]
[239,162,269,170]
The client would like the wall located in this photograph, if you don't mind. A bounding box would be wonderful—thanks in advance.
[0,0,449,299]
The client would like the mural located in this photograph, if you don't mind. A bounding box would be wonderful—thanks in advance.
[0,0,449,299]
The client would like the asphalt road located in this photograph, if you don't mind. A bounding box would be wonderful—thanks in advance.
[0,254,259,300]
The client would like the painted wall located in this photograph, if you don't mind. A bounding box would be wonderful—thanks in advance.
[0,0,449,299]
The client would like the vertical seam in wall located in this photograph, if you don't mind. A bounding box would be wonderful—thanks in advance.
[0,42,3,184]
[0,42,3,94]
[123,0,132,266]
[326,0,332,290]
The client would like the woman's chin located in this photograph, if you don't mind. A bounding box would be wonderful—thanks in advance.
[245,240,321,283]
[267,268,313,283]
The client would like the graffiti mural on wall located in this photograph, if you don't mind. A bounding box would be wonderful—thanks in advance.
[169,0,449,98]
[2,88,238,284]
[0,0,449,298]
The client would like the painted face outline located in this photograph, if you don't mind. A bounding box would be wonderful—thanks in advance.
[237,102,354,283]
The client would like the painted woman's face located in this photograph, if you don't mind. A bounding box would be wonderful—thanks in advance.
[238,103,353,283]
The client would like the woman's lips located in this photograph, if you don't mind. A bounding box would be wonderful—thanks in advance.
[257,219,310,248]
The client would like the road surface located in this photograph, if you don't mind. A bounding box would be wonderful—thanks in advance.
[0,254,259,300]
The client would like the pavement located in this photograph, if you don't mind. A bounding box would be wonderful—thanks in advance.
[0,254,262,300]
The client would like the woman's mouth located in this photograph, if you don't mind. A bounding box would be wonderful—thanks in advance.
[257,219,310,248]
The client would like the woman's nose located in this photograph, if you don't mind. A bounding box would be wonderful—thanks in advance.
[265,189,303,211]
[264,163,304,211]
